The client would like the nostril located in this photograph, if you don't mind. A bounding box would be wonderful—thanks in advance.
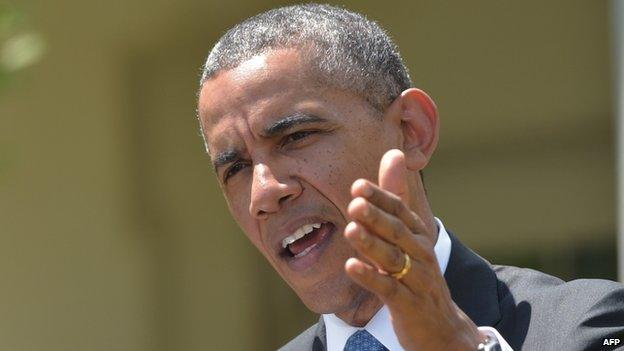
[278,194,292,205]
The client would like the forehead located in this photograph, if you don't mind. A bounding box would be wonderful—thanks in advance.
[197,49,331,149]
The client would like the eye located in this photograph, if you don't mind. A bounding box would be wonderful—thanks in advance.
[282,130,316,146]
[223,162,248,183]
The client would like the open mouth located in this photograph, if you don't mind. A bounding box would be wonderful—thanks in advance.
[280,222,335,259]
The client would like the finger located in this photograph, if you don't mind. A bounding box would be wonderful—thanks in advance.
[378,149,409,204]
[345,257,414,307]
[345,222,428,292]
[348,197,435,261]
[351,179,426,235]
[344,221,407,273]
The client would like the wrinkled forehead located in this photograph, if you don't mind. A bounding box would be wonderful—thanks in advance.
[197,49,323,150]
[200,50,313,111]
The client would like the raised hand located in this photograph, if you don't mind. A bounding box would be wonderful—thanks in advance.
[344,149,483,351]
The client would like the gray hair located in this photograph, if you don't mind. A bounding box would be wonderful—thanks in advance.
[199,3,412,112]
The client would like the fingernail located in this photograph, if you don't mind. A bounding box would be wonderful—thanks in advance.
[361,183,373,197]
[354,263,365,274]
[355,198,370,216]
[359,228,368,243]
[362,203,370,217]
[345,222,357,235]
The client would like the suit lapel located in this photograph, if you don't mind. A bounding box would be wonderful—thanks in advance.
[444,231,501,326]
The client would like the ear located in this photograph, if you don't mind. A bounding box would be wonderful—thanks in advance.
[383,88,439,171]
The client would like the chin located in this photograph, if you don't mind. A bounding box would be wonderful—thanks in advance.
[295,274,366,315]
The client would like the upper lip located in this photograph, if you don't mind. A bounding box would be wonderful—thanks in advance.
[272,216,331,254]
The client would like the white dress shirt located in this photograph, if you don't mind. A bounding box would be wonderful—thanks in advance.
[322,217,513,351]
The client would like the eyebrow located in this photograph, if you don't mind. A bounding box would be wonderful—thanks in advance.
[212,113,327,172]
[262,113,327,137]
[212,149,241,171]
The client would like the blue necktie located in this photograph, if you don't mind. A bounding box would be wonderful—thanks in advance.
[344,330,388,351]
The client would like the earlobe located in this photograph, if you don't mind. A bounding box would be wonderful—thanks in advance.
[398,88,439,171]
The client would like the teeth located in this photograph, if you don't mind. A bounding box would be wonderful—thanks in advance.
[282,222,323,248]
[294,243,319,258]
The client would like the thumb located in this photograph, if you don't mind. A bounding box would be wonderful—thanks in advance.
[378,149,409,204]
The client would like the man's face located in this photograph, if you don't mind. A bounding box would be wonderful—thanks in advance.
[198,49,401,313]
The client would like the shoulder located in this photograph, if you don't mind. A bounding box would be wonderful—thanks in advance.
[492,265,624,350]
[493,264,623,308]
[277,323,319,351]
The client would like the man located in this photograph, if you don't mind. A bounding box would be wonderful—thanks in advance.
[196,4,624,350]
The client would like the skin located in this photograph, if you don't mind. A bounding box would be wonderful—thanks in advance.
[198,48,484,350]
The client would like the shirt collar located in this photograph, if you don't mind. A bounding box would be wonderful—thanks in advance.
[322,217,452,351]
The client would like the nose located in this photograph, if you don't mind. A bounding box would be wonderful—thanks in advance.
[249,163,302,219]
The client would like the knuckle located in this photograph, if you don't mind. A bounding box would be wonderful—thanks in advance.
[388,248,404,269]
[414,217,427,232]
[411,236,437,264]
[388,217,404,241]
[415,235,434,250]
[422,250,437,265]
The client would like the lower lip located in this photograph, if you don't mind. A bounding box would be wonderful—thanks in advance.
[285,223,336,272]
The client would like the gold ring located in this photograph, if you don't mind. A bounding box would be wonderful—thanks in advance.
[391,252,411,280]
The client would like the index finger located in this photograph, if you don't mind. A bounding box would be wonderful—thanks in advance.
[351,179,427,236]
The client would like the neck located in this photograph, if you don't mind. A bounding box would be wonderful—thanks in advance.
[334,290,383,327]
[410,174,438,244]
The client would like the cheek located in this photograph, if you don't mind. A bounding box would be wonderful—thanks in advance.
[295,138,380,213]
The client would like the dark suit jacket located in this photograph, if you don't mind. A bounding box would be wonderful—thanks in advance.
[279,232,624,351]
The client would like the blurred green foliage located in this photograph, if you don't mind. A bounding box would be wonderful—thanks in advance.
[0,4,43,180]
[0,4,44,90]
